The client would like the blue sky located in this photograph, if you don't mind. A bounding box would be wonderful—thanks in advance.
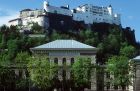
[0,0,140,42]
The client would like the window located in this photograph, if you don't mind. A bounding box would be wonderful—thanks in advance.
[54,58,58,64]
[60,20,64,25]
[71,58,74,65]
[63,58,66,65]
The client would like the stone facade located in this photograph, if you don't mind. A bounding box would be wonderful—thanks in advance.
[131,56,140,91]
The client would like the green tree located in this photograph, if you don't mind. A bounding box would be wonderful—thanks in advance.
[31,22,43,34]
[106,56,132,90]
[0,53,15,91]
[15,52,30,65]
[7,39,18,60]
[72,57,92,90]
[120,45,136,58]
[27,56,58,90]
[50,30,62,41]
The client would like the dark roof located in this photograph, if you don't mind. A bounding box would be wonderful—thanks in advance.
[133,55,140,62]
[9,18,21,22]
[20,9,32,12]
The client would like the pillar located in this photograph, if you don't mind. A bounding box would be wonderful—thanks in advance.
[66,58,71,80]
[91,55,96,91]
[58,58,62,66]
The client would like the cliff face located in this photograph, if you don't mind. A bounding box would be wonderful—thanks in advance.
[47,13,86,32]
[47,18,137,46]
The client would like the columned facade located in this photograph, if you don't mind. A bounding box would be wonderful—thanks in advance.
[49,55,96,81]
[30,40,98,90]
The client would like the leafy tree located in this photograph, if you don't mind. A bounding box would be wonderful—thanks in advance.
[72,57,93,90]
[0,34,6,49]
[15,52,30,65]
[27,56,58,90]
[106,56,133,90]
[0,53,16,91]
[120,45,136,58]
[7,39,18,60]
[50,30,62,41]
[31,22,43,34]
[8,25,20,39]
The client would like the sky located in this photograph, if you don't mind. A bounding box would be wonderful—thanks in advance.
[0,0,140,42]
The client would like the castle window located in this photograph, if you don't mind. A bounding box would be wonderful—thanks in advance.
[30,12,34,17]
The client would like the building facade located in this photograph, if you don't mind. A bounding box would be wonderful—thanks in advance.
[8,1,121,30]
[131,56,140,91]
[30,40,98,90]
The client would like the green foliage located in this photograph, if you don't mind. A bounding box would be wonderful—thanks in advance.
[120,44,136,58]
[0,54,15,90]
[50,31,62,40]
[72,57,92,88]
[0,23,138,90]
[106,56,133,90]
[0,68,15,90]
[31,22,43,34]
[79,29,99,46]
[15,78,29,90]
[27,56,58,89]
[15,52,30,64]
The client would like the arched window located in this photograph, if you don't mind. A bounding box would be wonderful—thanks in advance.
[62,58,66,65]
[71,58,74,65]
[54,58,58,64]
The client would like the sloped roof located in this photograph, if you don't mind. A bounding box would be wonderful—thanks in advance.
[133,55,140,61]
[31,40,97,50]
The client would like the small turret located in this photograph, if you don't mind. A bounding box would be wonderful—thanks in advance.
[66,5,69,9]
[43,1,49,12]
[109,4,112,7]
[107,4,113,15]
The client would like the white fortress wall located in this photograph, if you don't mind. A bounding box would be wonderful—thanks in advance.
[8,1,121,29]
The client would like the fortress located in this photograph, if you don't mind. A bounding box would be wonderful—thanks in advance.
[9,1,121,30]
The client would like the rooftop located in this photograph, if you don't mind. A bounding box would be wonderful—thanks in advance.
[31,40,97,50]
[133,55,140,61]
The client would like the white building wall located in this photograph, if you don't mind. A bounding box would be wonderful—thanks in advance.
[73,4,120,25]
[22,16,45,26]
[8,2,121,28]
[20,15,50,30]
[9,19,22,26]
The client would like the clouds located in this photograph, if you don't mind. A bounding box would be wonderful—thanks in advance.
[0,9,19,26]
